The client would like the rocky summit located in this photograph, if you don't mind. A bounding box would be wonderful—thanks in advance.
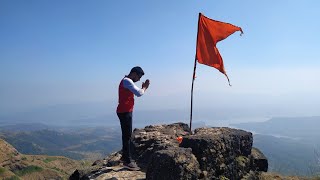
[70,123,268,180]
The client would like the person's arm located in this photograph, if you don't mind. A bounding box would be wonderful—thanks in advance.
[123,78,145,97]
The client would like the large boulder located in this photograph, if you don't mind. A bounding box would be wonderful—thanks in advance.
[180,127,258,179]
[147,147,201,180]
[193,127,253,156]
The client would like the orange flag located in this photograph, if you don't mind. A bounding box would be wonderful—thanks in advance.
[196,13,243,85]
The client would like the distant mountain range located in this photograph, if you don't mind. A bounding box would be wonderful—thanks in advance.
[0,102,190,127]
[232,116,320,145]
[0,124,122,160]
[0,101,279,128]
[232,116,320,176]
[253,134,318,175]
[0,102,113,126]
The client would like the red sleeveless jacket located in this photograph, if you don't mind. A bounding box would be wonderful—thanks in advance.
[116,79,134,113]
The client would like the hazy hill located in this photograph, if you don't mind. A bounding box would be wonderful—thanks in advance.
[232,116,320,176]
[0,124,122,160]
[0,102,113,126]
[0,123,50,132]
[253,134,319,176]
[0,102,260,128]
[232,116,320,144]
[0,138,85,180]
[0,107,191,128]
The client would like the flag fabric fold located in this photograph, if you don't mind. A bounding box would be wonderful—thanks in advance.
[196,13,243,85]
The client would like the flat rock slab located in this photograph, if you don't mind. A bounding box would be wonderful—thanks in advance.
[93,165,146,180]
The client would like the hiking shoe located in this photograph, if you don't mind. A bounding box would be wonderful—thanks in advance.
[123,161,140,171]
[119,157,130,163]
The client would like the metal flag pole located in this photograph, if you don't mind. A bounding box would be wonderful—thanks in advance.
[189,57,197,133]
[190,13,201,133]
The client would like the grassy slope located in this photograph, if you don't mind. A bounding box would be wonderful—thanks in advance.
[0,138,88,180]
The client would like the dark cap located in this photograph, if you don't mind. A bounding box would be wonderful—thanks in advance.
[130,66,144,76]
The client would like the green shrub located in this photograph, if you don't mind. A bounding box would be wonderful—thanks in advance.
[43,157,57,163]
[236,156,249,167]
[51,167,62,172]
[4,175,20,180]
[219,175,230,180]
[0,167,6,175]
[14,165,43,176]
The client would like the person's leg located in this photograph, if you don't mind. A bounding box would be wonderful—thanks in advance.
[117,112,140,170]
[117,112,132,163]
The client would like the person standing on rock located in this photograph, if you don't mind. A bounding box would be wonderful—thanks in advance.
[116,66,150,170]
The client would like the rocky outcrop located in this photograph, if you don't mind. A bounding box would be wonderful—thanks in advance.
[70,123,268,180]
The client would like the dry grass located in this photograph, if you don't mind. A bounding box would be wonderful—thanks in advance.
[260,172,315,180]
[0,138,86,179]
[0,167,17,179]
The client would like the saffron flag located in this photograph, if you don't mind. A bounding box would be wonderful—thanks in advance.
[196,13,243,85]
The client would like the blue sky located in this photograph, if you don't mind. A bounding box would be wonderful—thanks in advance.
[1,1,320,120]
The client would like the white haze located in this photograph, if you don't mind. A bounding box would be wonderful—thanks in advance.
[1,67,319,126]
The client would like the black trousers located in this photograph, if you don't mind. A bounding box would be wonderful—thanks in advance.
[117,112,133,163]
